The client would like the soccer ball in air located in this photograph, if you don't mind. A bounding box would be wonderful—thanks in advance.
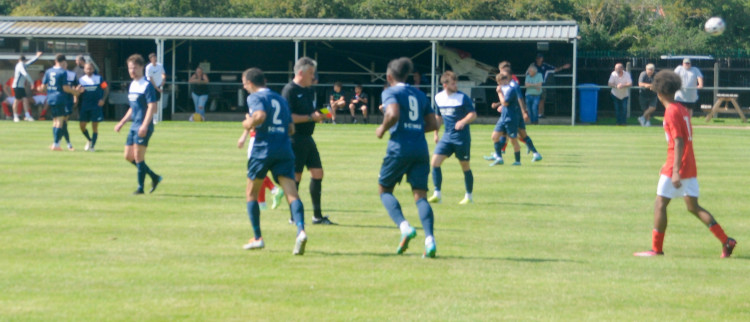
[704,17,725,36]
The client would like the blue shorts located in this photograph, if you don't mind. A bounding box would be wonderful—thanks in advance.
[125,128,154,146]
[64,104,73,116]
[379,154,430,190]
[50,105,66,118]
[494,118,518,138]
[79,109,103,123]
[517,115,526,130]
[434,140,471,161]
[247,156,296,183]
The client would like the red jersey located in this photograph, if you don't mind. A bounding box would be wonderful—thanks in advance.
[5,78,14,96]
[661,102,697,178]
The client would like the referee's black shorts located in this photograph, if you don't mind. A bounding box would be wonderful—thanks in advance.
[291,135,322,173]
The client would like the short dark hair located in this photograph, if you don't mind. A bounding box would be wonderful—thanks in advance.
[148,53,156,59]
[652,70,682,97]
[496,70,510,82]
[19,55,26,61]
[55,54,66,63]
[127,54,145,67]
[354,83,363,89]
[387,57,413,82]
[498,61,511,70]
[334,81,343,87]
[440,71,457,84]
[243,68,266,86]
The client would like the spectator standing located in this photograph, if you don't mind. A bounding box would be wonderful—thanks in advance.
[529,53,570,119]
[674,58,703,116]
[145,53,166,101]
[12,51,43,122]
[608,63,632,126]
[638,64,658,127]
[189,66,210,120]
[524,65,543,124]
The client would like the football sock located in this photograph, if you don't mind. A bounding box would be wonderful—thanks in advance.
[432,167,442,191]
[310,178,323,218]
[514,151,521,162]
[494,138,506,158]
[53,127,61,144]
[91,133,98,148]
[131,160,137,167]
[290,199,305,234]
[82,129,92,141]
[463,170,473,194]
[709,223,729,244]
[425,235,435,247]
[247,201,262,239]
[263,177,275,191]
[62,121,70,143]
[652,229,665,253]
[399,221,412,234]
[416,198,434,238]
[136,161,147,191]
[524,136,538,153]
[380,192,406,227]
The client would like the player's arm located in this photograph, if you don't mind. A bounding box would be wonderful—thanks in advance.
[671,137,684,188]
[424,112,438,133]
[554,63,570,72]
[455,111,476,131]
[159,72,166,91]
[434,114,443,143]
[292,111,322,123]
[114,108,132,133]
[238,127,250,149]
[376,103,399,139]
[288,123,295,136]
[138,101,157,137]
[62,84,77,95]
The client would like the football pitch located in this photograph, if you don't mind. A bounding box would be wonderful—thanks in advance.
[1,121,748,321]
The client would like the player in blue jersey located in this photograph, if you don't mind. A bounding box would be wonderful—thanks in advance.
[488,70,522,166]
[376,57,438,258]
[427,71,477,205]
[114,54,162,195]
[42,54,78,151]
[57,69,80,151]
[77,63,109,152]
[238,67,308,255]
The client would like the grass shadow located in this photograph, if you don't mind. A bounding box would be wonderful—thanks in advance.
[311,250,580,263]
[159,193,242,199]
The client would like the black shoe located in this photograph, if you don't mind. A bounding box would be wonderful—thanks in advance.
[312,216,337,225]
[352,118,358,124]
[149,176,162,193]
[133,189,145,195]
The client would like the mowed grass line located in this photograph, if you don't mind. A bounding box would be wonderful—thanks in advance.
[1,121,748,321]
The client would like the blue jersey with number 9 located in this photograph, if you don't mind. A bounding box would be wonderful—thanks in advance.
[381,83,433,157]
[247,88,294,160]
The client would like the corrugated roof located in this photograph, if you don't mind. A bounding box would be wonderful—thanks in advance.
[0,17,577,42]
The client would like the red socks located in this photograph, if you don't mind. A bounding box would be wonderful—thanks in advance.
[258,177,275,203]
[652,229,665,253]
[709,224,729,244]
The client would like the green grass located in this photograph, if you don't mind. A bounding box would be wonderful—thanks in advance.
[1,120,749,321]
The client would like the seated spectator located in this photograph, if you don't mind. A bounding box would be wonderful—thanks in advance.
[189,66,209,121]
[348,83,369,124]
[329,81,346,124]
[32,70,48,119]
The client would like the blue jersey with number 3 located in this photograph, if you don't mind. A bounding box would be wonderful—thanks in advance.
[381,83,433,158]
[248,88,294,160]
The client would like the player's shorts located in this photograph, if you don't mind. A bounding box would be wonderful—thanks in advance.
[247,156,296,184]
[379,154,430,191]
[291,135,322,173]
[50,104,66,118]
[63,103,73,116]
[13,87,26,99]
[494,117,518,138]
[656,174,699,199]
[517,114,526,130]
[434,140,471,161]
[126,127,154,147]
[639,95,658,110]
[79,108,103,123]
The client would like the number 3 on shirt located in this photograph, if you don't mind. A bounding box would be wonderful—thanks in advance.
[271,99,282,125]
[408,95,418,121]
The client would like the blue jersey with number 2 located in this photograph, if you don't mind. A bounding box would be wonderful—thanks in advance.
[247,88,294,160]
[381,83,433,158]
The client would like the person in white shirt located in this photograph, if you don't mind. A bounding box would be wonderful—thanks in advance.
[674,58,703,116]
[608,63,632,126]
[12,51,43,122]
[145,53,166,101]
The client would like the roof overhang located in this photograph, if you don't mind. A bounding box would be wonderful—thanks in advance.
[0,17,578,42]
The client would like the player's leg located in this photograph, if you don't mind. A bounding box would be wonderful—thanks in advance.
[79,116,92,150]
[681,180,736,257]
[458,159,473,204]
[23,97,34,121]
[307,140,333,224]
[428,148,448,203]
[12,95,20,121]
[276,164,307,255]
[91,121,99,151]
[61,115,73,150]
[133,130,161,194]
[409,159,435,258]
[509,136,521,165]
[244,176,265,249]
[379,157,416,254]
[636,175,675,256]
[518,129,542,162]
[51,115,64,150]
[488,129,505,166]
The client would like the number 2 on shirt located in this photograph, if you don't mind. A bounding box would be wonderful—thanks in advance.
[408,95,418,121]
[271,99,282,125]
